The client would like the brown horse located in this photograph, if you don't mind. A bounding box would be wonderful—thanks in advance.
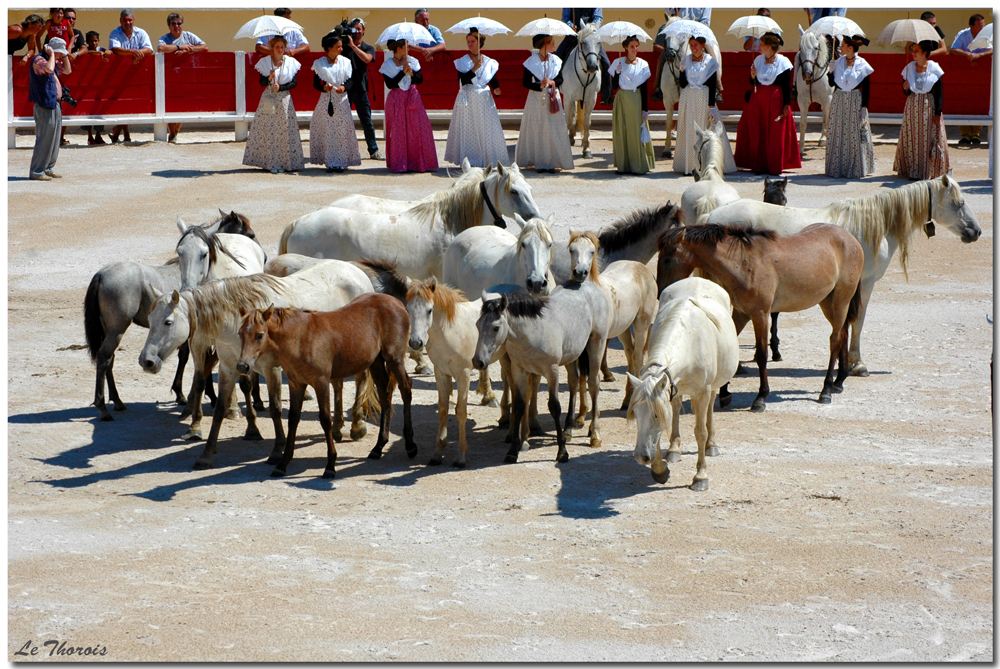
[656,223,864,411]
[236,294,416,479]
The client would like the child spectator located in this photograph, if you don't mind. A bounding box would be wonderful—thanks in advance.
[81,31,107,145]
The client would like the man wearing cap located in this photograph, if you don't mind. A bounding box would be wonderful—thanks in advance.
[346,17,383,159]
[28,37,71,180]
[255,8,308,56]
[410,9,446,61]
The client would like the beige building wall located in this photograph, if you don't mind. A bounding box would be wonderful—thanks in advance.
[8,8,992,54]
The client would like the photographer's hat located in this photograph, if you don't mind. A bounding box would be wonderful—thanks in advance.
[47,37,69,55]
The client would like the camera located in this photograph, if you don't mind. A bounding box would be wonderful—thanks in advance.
[59,85,78,108]
[338,19,357,38]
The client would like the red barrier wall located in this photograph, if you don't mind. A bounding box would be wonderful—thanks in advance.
[11,50,991,118]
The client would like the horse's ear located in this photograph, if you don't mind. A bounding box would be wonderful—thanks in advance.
[150,286,163,300]
[171,290,181,305]
[262,303,275,321]
[692,168,701,182]
[498,294,508,311]
[481,289,490,303]
[461,156,471,173]
[176,216,188,233]
[514,212,526,226]
[798,24,804,37]
[764,176,772,188]
[779,177,788,190]
[694,122,704,138]
[426,275,437,291]
[496,161,507,177]
[625,372,641,390]
[578,17,586,31]
[942,170,954,185]
[546,213,555,224]
[509,162,521,176]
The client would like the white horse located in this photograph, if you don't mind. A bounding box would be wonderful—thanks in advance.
[706,173,983,375]
[443,214,555,297]
[474,282,609,464]
[138,261,373,469]
[568,231,658,411]
[560,20,601,159]
[278,162,541,279]
[794,27,835,156]
[627,276,739,490]
[680,123,740,225]
[328,157,483,213]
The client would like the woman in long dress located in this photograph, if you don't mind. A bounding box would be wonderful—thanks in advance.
[309,31,361,172]
[445,29,509,167]
[825,35,875,178]
[515,34,574,173]
[733,32,801,175]
[893,40,949,180]
[674,35,736,174]
[380,38,438,173]
[242,35,305,174]
[609,35,655,175]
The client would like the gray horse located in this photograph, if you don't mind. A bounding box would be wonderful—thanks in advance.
[474,282,609,464]
[83,211,254,421]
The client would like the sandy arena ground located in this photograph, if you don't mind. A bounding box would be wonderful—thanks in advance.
[7,125,994,661]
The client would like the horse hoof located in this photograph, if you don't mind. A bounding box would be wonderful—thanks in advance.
[113,403,127,412]
[750,400,766,413]
[184,429,203,441]
[303,389,314,401]
[583,150,593,159]
[266,455,282,465]
[484,398,499,408]
[771,353,782,362]
[497,418,510,430]
[690,478,709,492]
[451,460,466,469]
[651,468,670,484]
[665,451,682,463]
[564,427,574,439]
[705,446,720,457]
[503,433,512,444]
[414,364,433,375]
[405,444,418,459]
[573,418,586,430]
[831,384,844,394]
[569,136,576,146]
[589,437,602,449]
[427,455,443,466]
[851,363,870,377]
[367,449,383,460]
[529,425,544,437]
[179,407,192,419]
[193,458,213,470]
[520,440,530,452]
[504,452,519,464]
[270,467,286,478]
[322,468,336,480]
[556,450,569,464]
[661,150,672,160]
[253,402,265,412]
[99,413,114,422]
[818,394,832,404]
[350,425,367,441]
[718,394,732,409]
[602,373,616,383]
[332,431,343,443]
[244,429,263,442]
[225,409,241,420]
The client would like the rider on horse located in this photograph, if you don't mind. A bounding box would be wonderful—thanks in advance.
[555,7,612,105]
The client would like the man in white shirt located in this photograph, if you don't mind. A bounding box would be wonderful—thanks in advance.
[108,9,152,142]
[410,9,446,61]
[157,13,207,143]
[255,8,308,57]
[950,13,992,145]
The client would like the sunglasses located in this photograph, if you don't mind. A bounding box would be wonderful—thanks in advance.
[170,22,183,26]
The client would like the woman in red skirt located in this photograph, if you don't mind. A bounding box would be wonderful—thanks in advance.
[379,38,438,173]
[734,32,801,174]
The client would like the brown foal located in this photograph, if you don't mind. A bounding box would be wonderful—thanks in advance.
[237,293,416,479]
[656,223,864,411]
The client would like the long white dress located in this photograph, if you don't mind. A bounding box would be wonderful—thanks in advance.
[674,54,736,174]
[309,55,362,169]
[243,55,305,171]
[515,51,574,171]
[445,54,510,167]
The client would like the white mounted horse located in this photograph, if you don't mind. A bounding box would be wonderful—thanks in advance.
[627,276,739,490]
[138,261,373,469]
[328,157,483,213]
[278,162,541,279]
[443,214,555,297]
[679,124,740,225]
[560,20,601,159]
[705,173,983,375]
[794,27,835,156]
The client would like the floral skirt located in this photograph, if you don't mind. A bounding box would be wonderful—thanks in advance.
[385,86,438,173]
[309,90,361,169]
[893,92,950,180]
[612,89,655,175]
[825,88,874,178]
[445,85,510,168]
[243,89,304,171]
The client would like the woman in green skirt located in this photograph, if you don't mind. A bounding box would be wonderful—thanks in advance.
[609,35,655,175]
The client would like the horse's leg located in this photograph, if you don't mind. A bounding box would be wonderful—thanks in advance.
[586,338,603,449]
[202,349,219,408]
[264,364,286,465]
[689,390,711,491]
[564,361,580,439]
[477,368,498,407]
[732,310,752,377]
[240,374,263,441]
[171,342,190,405]
[429,370,451,466]
[315,381,338,479]
[499,354,512,433]
[848,277,876,377]
[819,96,830,146]
[750,311,771,412]
[505,365,529,464]
[272,382,307,477]
[833,322,851,392]
[528,373,543,436]
[619,330,637,409]
[545,364,570,463]
[581,98,594,159]
[453,369,471,468]
[366,356,392,460]
[566,94,578,146]
[705,390,720,457]
[385,350,416,458]
[819,321,842,404]
[573,361,588,430]
[350,374,368,441]
[408,346,433,375]
[93,329,125,421]
[600,341,614,382]
[330,378,344,442]
[797,90,808,157]
[252,373,265,412]
[193,365,237,469]
[666,393,683,463]
[770,313,782,361]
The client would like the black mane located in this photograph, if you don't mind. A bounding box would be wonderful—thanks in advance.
[356,258,409,303]
[480,292,548,319]
[681,223,776,247]
[598,202,681,254]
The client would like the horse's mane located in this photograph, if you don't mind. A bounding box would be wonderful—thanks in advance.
[406,278,467,323]
[190,274,285,339]
[516,217,554,257]
[599,202,681,254]
[696,129,726,182]
[407,166,500,234]
[577,20,597,42]
[481,292,547,320]
[659,224,776,252]
[177,224,248,271]
[569,230,601,284]
[824,179,933,277]
[355,258,409,302]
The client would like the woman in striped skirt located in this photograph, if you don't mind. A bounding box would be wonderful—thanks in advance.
[824,35,875,178]
[893,40,949,180]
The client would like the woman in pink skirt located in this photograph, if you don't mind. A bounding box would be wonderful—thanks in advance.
[379,39,438,173]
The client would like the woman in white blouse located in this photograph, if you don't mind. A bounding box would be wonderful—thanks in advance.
[825,35,874,178]
[515,33,573,173]
[242,34,305,173]
[380,38,438,173]
[893,39,949,180]
[674,35,735,174]
[444,28,509,167]
[609,35,655,175]
[309,30,361,172]
[733,32,801,175]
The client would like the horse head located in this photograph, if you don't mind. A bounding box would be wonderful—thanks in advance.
[139,288,192,374]
[763,176,788,206]
[661,16,685,63]
[236,305,274,375]
[577,21,601,74]
[933,172,982,243]
[796,28,826,84]
[489,162,541,225]
[404,277,437,351]
[474,292,511,370]
[626,368,677,483]
[568,230,600,283]
[515,213,555,294]
[176,226,216,291]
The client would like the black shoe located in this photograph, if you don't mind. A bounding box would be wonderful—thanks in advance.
[959,137,972,146]
[971,137,982,145]
[651,89,663,102]
[600,93,613,106]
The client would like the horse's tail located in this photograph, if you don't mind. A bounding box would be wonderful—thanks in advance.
[355,369,382,420]
[846,279,863,326]
[277,219,297,256]
[84,271,105,362]
[578,347,591,378]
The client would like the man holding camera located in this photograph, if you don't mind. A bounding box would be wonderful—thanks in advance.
[345,18,383,160]
[29,37,71,180]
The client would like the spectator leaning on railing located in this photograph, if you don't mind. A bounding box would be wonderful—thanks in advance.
[80,31,107,145]
[950,13,992,146]
[9,14,45,63]
[157,13,207,143]
[28,37,71,181]
[108,9,152,143]
[43,8,76,53]
[65,9,84,59]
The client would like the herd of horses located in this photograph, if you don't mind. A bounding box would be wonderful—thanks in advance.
[83,141,982,490]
